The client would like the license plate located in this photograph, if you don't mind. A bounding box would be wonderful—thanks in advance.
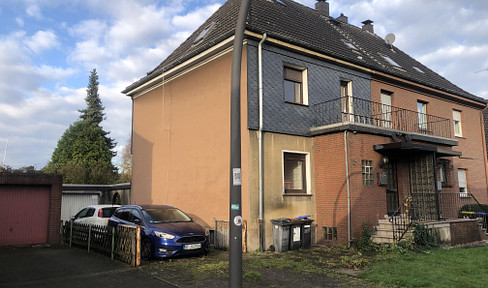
[184,243,202,250]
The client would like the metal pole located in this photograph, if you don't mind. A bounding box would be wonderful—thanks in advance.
[229,0,251,287]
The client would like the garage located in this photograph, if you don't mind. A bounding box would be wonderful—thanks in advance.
[0,173,62,246]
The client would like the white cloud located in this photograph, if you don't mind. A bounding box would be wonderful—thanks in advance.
[16,17,25,27]
[24,30,59,53]
[26,4,42,19]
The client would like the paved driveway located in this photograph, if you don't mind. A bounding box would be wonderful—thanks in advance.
[0,245,177,288]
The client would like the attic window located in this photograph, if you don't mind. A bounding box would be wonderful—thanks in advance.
[194,22,215,44]
[378,53,402,68]
[341,39,358,50]
[413,66,425,73]
[275,0,286,5]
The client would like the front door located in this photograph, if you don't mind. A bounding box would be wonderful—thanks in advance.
[385,162,399,216]
[409,153,439,221]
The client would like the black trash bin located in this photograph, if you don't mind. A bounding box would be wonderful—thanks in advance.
[289,222,302,250]
[270,218,291,252]
[299,219,314,249]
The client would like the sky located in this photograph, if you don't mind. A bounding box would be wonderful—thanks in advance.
[0,0,487,169]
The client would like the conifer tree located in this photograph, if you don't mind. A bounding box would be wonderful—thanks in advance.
[43,69,117,184]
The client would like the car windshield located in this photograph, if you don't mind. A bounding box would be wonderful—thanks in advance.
[142,207,192,224]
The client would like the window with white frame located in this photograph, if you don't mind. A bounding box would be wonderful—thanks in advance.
[341,80,353,122]
[283,152,309,194]
[417,101,428,131]
[453,110,463,137]
[458,168,468,197]
[362,160,374,186]
[283,65,308,105]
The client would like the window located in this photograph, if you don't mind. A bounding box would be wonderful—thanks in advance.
[417,101,428,131]
[323,227,338,241]
[341,80,353,121]
[283,152,309,194]
[458,168,468,197]
[381,90,392,128]
[378,53,402,68]
[194,22,215,44]
[284,65,308,105]
[362,160,374,185]
[437,159,452,187]
[453,110,463,137]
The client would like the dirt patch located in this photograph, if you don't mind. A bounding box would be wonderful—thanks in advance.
[138,247,376,288]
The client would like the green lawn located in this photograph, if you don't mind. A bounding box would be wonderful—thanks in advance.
[362,246,488,287]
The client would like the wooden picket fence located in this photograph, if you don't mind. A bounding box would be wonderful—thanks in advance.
[61,221,140,266]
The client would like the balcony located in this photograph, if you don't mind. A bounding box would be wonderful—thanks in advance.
[313,97,451,139]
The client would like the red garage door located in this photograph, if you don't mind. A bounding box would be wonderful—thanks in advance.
[0,185,50,246]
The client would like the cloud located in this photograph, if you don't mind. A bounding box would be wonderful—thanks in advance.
[26,4,42,19]
[24,30,59,53]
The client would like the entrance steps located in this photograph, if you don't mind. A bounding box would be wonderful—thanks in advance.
[371,215,412,244]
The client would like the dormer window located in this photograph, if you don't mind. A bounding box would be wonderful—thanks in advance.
[378,53,401,68]
[194,22,215,44]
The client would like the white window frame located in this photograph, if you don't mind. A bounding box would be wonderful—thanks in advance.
[381,90,392,128]
[458,168,468,197]
[417,101,428,131]
[341,80,353,122]
[453,110,463,137]
[283,64,308,105]
[282,151,311,194]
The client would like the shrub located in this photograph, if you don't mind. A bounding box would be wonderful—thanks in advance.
[413,223,437,251]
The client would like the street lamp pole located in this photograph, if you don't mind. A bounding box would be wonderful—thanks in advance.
[229,0,251,287]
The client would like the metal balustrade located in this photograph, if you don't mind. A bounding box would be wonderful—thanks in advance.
[313,97,451,138]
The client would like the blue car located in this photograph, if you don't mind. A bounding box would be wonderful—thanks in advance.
[108,205,209,260]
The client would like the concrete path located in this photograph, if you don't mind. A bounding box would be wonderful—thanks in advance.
[0,245,177,288]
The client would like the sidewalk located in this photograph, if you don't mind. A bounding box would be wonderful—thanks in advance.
[0,245,177,288]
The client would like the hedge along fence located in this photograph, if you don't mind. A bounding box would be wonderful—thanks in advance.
[61,221,140,267]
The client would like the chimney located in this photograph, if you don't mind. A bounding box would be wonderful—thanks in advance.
[337,13,348,23]
[361,20,374,33]
[315,0,329,17]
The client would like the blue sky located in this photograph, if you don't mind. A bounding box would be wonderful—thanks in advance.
[0,0,487,169]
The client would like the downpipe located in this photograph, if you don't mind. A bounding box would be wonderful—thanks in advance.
[258,33,267,252]
[344,130,351,247]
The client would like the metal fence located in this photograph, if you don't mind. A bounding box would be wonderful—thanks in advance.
[61,221,140,266]
[313,97,451,138]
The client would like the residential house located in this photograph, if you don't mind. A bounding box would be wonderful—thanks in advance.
[123,0,488,250]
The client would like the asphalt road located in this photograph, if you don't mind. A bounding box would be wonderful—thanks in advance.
[0,245,178,288]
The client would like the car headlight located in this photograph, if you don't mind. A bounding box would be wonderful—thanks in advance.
[155,231,176,240]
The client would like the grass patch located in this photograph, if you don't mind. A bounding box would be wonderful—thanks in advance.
[362,246,488,287]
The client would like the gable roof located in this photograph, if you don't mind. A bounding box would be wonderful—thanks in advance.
[123,0,485,104]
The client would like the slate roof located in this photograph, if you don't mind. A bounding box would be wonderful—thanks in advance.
[123,0,485,104]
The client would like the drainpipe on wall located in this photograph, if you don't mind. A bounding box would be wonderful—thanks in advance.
[258,33,267,252]
[344,130,351,247]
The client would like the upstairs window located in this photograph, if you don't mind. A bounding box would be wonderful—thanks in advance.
[453,110,463,137]
[417,101,428,131]
[379,53,402,68]
[284,65,308,105]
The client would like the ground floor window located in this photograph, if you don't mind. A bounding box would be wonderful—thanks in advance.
[323,226,337,241]
[458,168,468,197]
[362,160,374,186]
[283,152,309,194]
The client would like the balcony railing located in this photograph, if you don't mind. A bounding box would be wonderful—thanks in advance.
[313,97,451,138]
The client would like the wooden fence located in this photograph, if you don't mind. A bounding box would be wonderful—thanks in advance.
[214,219,247,252]
[61,221,140,266]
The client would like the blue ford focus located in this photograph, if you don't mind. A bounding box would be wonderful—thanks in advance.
[108,205,209,260]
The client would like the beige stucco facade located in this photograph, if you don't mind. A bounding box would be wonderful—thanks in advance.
[247,131,316,250]
[131,46,250,232]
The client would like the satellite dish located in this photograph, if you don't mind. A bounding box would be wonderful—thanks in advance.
[385,33,396,45]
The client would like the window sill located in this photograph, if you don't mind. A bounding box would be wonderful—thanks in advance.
[284,100,309,107]
[455,135,465,139]
[283,193,313,197]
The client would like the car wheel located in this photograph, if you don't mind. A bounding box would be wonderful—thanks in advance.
[141,239,153,261]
